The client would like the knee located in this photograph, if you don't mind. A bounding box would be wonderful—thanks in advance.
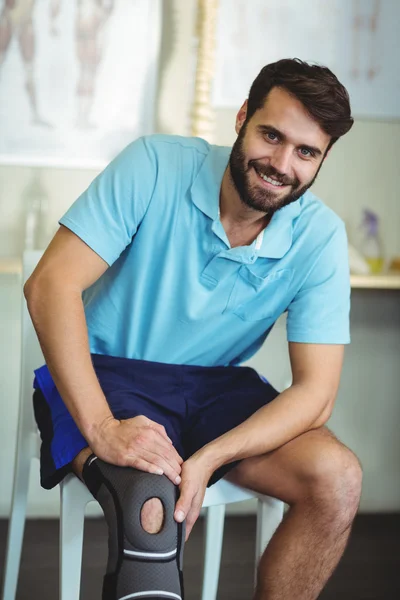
[141,498,165,534]
[303,443,363,526]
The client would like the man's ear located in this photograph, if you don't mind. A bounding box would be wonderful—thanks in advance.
[235,100,248,134]
[324,147,332,161]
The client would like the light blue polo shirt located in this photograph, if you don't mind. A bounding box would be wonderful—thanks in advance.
[59,134,350,367]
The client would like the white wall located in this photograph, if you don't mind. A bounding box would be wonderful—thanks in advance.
[0,0,399,517]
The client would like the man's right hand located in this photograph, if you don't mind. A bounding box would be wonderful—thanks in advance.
[89,415,183,485]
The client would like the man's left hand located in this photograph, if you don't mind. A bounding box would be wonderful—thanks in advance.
[174,453,213,541]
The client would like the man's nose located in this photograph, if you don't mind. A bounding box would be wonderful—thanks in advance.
[269,146,292,177]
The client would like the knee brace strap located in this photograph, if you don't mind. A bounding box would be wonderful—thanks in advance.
[82,455,185,600]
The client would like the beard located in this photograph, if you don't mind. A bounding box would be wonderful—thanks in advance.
[229,126,322,216]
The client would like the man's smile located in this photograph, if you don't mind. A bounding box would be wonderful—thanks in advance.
[253,165,289,190]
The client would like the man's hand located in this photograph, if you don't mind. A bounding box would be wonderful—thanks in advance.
[174,454,214,540]
[89,415,183,485]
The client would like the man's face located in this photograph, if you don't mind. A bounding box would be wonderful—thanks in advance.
[229,87,331,215]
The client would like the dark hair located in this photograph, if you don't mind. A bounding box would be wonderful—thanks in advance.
[247,58,354,151]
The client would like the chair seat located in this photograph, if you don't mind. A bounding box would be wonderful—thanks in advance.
[62,471,258,508]
[203,478,256,507]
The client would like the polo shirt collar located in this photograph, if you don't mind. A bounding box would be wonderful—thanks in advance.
[258,200,301,259]
[191,144,229,221]
[191,143,302,259]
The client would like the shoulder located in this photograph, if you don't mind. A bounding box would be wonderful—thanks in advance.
[103,134,212,185]
[295,190,347,247]
[140,134,211,163]
[137,134,215,190]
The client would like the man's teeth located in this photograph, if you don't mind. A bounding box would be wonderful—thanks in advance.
[259,172,284,186]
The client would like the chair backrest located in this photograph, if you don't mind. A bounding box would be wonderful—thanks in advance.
[18,250,45,441]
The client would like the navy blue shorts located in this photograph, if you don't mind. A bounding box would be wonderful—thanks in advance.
[33,354,279,490]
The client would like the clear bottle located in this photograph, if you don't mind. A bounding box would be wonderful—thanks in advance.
[359,209,384,274]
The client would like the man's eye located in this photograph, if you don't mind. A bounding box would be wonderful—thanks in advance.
[300,148,312,157]
[267,132,277,141]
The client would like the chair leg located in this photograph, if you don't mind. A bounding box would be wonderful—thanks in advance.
[254,497,284,585]
[59,475,92,600]
[201,504,226,600]
[2,446,34,600]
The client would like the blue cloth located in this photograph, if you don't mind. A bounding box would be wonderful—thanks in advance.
[58,134,350,367]
[33,355,278,489]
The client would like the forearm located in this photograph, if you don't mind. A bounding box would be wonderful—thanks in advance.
[25,278,113,441]
[197,383,331,472]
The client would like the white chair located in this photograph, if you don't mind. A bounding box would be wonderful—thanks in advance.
[2,250,284,600]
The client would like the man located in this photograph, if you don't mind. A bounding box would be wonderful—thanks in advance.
[26,59,362,600]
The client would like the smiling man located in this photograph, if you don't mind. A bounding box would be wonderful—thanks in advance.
[26,59,360,600]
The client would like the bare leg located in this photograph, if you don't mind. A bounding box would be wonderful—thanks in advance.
[18,17,52,126]
[49,0,62,36]
[226,427,363,600]
[0,8,13,69]
[367,0,381,80]
[74,1,114,129]
[71,447,164,534]
[351,0,361,79]
[75,61,97,129]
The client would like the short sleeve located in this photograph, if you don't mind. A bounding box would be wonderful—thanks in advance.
[287,223,351,344]
[59,137,156,266]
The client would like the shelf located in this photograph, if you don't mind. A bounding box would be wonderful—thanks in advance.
[0,258,22,275]
[1,257,400,289]
[350,274,400,289]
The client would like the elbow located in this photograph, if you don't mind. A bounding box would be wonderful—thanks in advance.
[24,271,55,314]
[24,263,48,302]
[23,275,45,322]
[24,272,82,315]
[23,275,35,302]
[292,382,336,430]
[24,272,45,307]
[312,410,332,429]
[311,396,335,429]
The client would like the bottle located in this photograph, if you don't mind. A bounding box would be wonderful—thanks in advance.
[359,209,384,274]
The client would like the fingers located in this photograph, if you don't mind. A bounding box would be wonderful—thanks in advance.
[98,417,184,484]
[150,429,184,465]
[175,485,202,541]
[174,483,193,524]
[124,456,165,476]
[138,416,173,443]
[135,427,183,468]
[185,519,196,542]
[128,416,183,464]
[124,426,183,484]
[149,421,174,444]
[123,449,181,484]
[138,449,182,485]
[186,501,202,540]
[183,500,202,541]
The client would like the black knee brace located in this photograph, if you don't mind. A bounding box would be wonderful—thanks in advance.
[82,455,185,600]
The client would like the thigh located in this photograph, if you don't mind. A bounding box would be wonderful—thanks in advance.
[225,426,358,505]
[33,355,187,489]
[184,367,279,485]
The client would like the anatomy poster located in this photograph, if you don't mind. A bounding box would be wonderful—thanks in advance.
[213,0,400,120]
[0,0,161,167]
